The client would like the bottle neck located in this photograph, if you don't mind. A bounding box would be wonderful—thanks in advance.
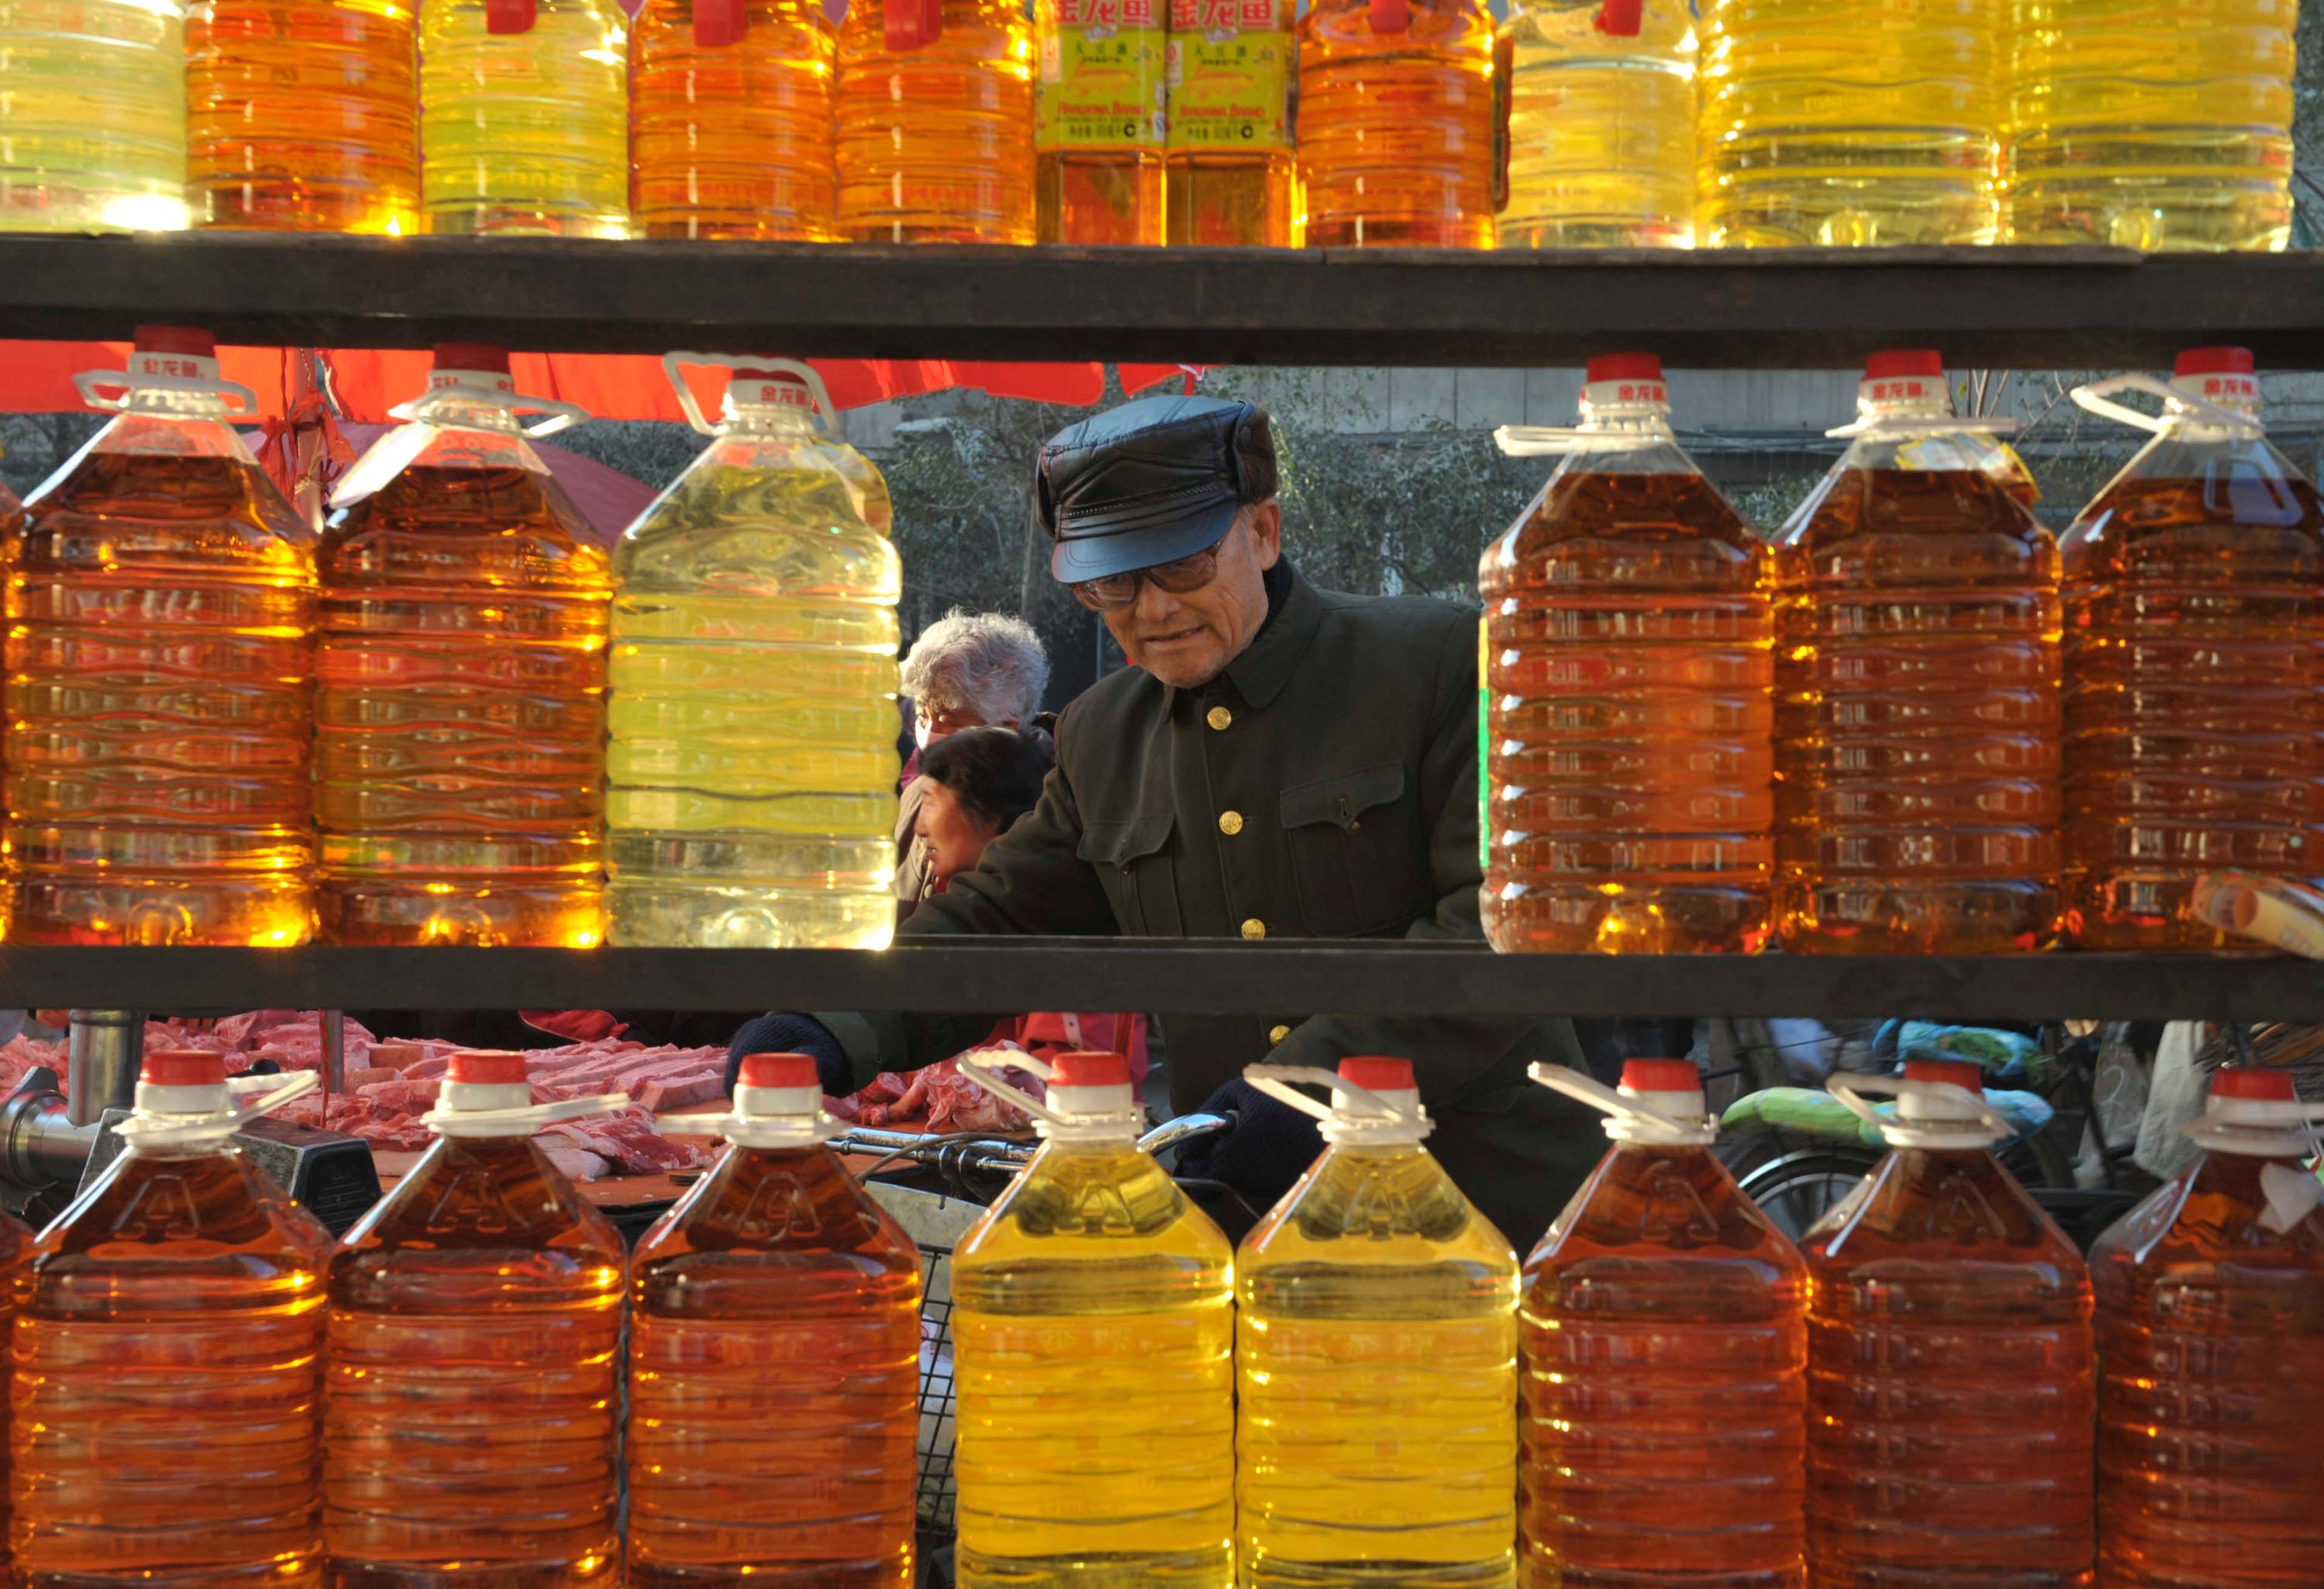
[721,403,821,439]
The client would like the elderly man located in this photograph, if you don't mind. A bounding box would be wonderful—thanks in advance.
[894,610,1050,921]
[765,395,1597,1247]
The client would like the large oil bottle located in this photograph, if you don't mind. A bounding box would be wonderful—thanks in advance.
[1522,1058,1806,1588]
[1236,1058,1519,1588]
[1697,0,1999,247]
[1773,349,2062,954]
[1034,0,1165,242]
[1499,0,1696,249]
[316,346,610,948]
[628,0,836,239]
[1164,0,1297,246]
[2060,348,2324,950]
[951,1050,1234,1588]
[325,1049,627,1587]
[2091,1065,2324,1588]
[1296,0,1497,248]
[1480,354,1776,954]
[608,359,901,949]
[1801,1058,2095,1588]
[8,326,316,947]
[0,0,187,232]
[12,1051,329,1586]
[186,0,419,232]
[2006,0,2295,251]
[835,0,1035,242]
[418,0,631,236]
[628,1052,923,1588]
[0,1144,30,1571]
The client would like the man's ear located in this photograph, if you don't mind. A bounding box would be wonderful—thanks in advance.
[1249,499,1284,569]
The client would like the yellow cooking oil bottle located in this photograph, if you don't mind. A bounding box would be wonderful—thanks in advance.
[950,1050,1235,1589]
[1164,0,1297,245]
[607,356,901,948]
[1499,0,1697,249]
[1238,1057,1520,1588]
[0,0,187,232]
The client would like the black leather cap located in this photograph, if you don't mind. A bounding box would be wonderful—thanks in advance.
[1037,395,1278,583]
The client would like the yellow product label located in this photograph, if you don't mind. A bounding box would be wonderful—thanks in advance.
[1037,0,1166,150]
[1164,0,1291,151]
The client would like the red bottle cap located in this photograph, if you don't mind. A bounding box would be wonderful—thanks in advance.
[1903,1058,1983,1092]
[434,342,511,375]
[142,1050,226,1087]
[2209,1066,2297,1102]
[1587,353,1662,383]
[884,0,941,51]
[1339,1056,1415,1091]
[485,0,536,34]
[1621,1058,1700,1093]
[2176,346,2255,378]
[1368,0,1409,32]
[134,325,216,358]
[737,1053,820,1090]
[694,0,746,48]
[1592,0,1642,33]
[445,1051,529,1085]
[1864,349,1944,380]
[1050,1051,1131,1088]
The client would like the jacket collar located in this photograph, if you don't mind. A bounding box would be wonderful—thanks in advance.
[1174,559,1321,711]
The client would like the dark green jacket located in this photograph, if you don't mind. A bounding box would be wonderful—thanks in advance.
[823,563,1602,1250]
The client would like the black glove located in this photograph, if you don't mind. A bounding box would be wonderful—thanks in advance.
[727,1013,849,1096]
[1170,1078,1322,1216]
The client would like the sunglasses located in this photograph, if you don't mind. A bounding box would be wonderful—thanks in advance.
[1070,536,1228,612]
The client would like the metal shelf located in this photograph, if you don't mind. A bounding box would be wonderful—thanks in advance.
[4,235,2323,368]
[0,941,2312,1022]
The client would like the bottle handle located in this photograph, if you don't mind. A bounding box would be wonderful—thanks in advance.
[955,1054,1064,1127]
[74,368,259,417]
[662,352,842,439]
[115,1071,320,1147]
[389,380,587,439]
[1527,1061,1717,1145]
[1824,413,2019,441]
[2070,372,2262,439]
[1243,1064,1417,1127]
[1827,1072,2013,1147]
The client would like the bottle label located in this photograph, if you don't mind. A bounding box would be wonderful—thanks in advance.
[1038,0,1167,150]
[1164,0,1291,153]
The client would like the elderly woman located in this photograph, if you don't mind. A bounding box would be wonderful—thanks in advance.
[895,609,1050,922]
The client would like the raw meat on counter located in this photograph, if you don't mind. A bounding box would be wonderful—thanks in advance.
[826,1051,1047,1135]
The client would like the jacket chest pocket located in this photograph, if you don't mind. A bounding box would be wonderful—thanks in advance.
[1077,811,1181,937]
[1279,761,1429,936]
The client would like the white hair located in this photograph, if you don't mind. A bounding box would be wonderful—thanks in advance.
[901,609,1050,725]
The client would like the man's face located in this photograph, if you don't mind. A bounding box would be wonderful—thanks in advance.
[1102,502,1281,690]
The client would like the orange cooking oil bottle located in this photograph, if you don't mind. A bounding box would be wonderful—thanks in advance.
[2059,348,2324,951]
[835,0,1035,242]
[185,0,419,232]
[8,325,317,947]
[1297,0,1497,248]
[1480,353,1776,954]
[628,0,836,239]
[1523,1058,1807,1588]
[2091,1065,2324,1589]
[1802,1058,2095,1589]
[316,345,609,947]
[1164,0,1296,246]
[12,1051,328,1587]
[1499,0,1697,249]
[325,1050,629,1587]
[0,1187,22,1570]
[1236,1058,1519,1588]
[628,1053,922,1588]
[1034,0,1165,243]
[1773,349,2063,954]
[950,1050,1234,1588]
[418,0,631,236]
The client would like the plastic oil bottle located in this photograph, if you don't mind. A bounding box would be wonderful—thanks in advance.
[1773,349,2062,954]
[628,1052,923,1588]
[950,1050,1234,1588]
[1480,353,1776,955]
[186,0,419,232]
[1499,0,1697,249]
[12,1051,329,1585]
[1523,1058,1807,1588]
[609,357,901,949]
[2091,1066,2324,1588]
[9,326,317,947]
[1297,0,1497,249]
[629,0,836,239]
[325,1049,629,1587]
[835,0,1035,243]
[1034,0,1165,244]
[317,345,610,948]
[1164,0,1297,246]
[0,0,187,232]
[2005,0,2295,251]
[418,0,631,236]
[1801,1058,2095,1588]
[1237,1058,1519,1588]
[1696,0,2001,247]
[2058,348,2324,951]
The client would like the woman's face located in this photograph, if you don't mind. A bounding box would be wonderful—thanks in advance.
[914,777,1002,884]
